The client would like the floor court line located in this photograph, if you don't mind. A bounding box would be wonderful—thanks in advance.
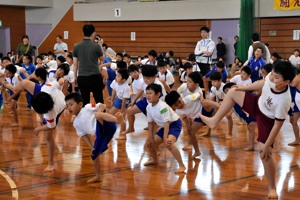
[0,170,19,199]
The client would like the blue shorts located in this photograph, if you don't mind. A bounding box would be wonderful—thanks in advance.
[233,103,256,124]
[91,120,117,160]
[43,110,64,125]
[194,107,214,125]
[136,97,148,115]
[34,83,43,95]
[156,119,182,140]
[113,96,130,109]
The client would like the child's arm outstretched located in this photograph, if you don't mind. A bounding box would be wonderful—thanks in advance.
[236,79,264,91]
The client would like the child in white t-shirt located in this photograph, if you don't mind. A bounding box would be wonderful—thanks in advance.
[157,60,175,89]
[109,68,130,139]
[230,66,252,86]
[289,49,300,68]
[65,93,117,183]
[200,61,296,199]
[144,83,185,174]
[128,64,143,101]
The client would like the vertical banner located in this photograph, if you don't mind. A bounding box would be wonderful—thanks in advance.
[274,0,300,10]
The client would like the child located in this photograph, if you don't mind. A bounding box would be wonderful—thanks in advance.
[179,62,193,83]
[126,65,167,134]
[202,71,233,139]
[48,63,70,89]
[109,68,130,139]
[223,82,256,151]
[247,47,266,83]
[128,64,143,102]
[289,49,300,68]
[157,60,175,89]
[230,66,252,86]
[144,83,186,174]
[200,61,296,199]
[124,54,133,67]
[30,81,66,172]
[2,64,21,126]
[188,53,200,72]
[137,50,157,66]
[65,93,117,183]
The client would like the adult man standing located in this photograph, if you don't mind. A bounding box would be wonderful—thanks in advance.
[54,35,68,58]
[194,26,215,77]
[216,37,226,61]
[73,24,104,105]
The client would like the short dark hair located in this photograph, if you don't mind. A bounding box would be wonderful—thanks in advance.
[218,37,222,40]
[57,55,66,63]
[57,63,70,76]
[65,92,84,103]
[273,61,296,82]
[1,56,11,62]
[165,91,180,107]
[128,64,139,73]
[210,71,222,81]
[56,35,62,39]
[256,47,264,54]
[31,92,54,114]
[168,51,174,57]
[66,53,73,60]
[148,50,157,58]
[200,26,210,33]
[294,49,300,53]
[117,68,129,80]
[183,62,193,70]
[35,68,48,81]
[141,65,158,77]
[241,66,252,75]
[5,64,17,74]
[271,52,281,59]
[116,52,123,58]
[261,63,273,74]
[22,35,29,40]
[117,60,127,69]
[124,54,131,59]
[35,55,43,62]
[223,82,236,93]
[216,61,225,69]
[146,83,162,94]
[82,24,95,37]
[23,53,33,63]
[188,71,203,86]
[252,33,260,42]
[102,43,108,48]
[188,54,196,62]
[157,60,167,67]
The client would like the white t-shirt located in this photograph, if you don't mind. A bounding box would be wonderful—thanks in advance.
[46,60,58,70]
[230,75,252,86]
[180,71,188,82]
[141,59,157,66]
[41,81,66,128]
[64,71,75,83]
[142,78,167,97]
[209,82,225,102]
[289,55,300,67]
[295,89,300,111]
[5,73,20,87]
[194,38,216,63]
[54,42,68,58]
[192,63,200,72]
[176,93,202,119]
[146,100,179,127]
[73,103,101,137]
[258,73,291,120]
[158,69,174,86]
[110,80,130,99]
[131,74,143,95]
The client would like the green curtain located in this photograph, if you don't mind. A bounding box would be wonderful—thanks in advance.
[237,0,254,62]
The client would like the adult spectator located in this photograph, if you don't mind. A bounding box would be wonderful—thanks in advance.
[194,26,216,76]
[216,37,226,61]
[16,35,35,64]
[233,35,239,56]
[73,24,105,105]
[53,35,68,58]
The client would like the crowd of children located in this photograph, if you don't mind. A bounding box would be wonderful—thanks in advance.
[1,26,300,199]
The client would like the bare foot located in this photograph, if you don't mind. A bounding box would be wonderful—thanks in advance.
[144,159,158,166]
[87,176,102,183]
[225,135,233,140]
[116,133,126,140]
[10,123,20,127]
[199,114,217,129]
[175,165,186,174]
[182,145,192,151]
[199,130,211,137]
[43,165,55,173]
[125,128,135,134]
[192,151,201,159]
[243,146,254,151]
[288,140,300,146]
[267,189,278,199]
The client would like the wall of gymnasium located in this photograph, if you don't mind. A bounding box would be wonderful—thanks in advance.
[0,6,26,53]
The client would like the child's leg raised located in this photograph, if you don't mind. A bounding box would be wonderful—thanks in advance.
[258,142,278,199]
[200,89,245,129]
[43,129,55,172]
[165,134,186,174]
[289,112,300,145]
